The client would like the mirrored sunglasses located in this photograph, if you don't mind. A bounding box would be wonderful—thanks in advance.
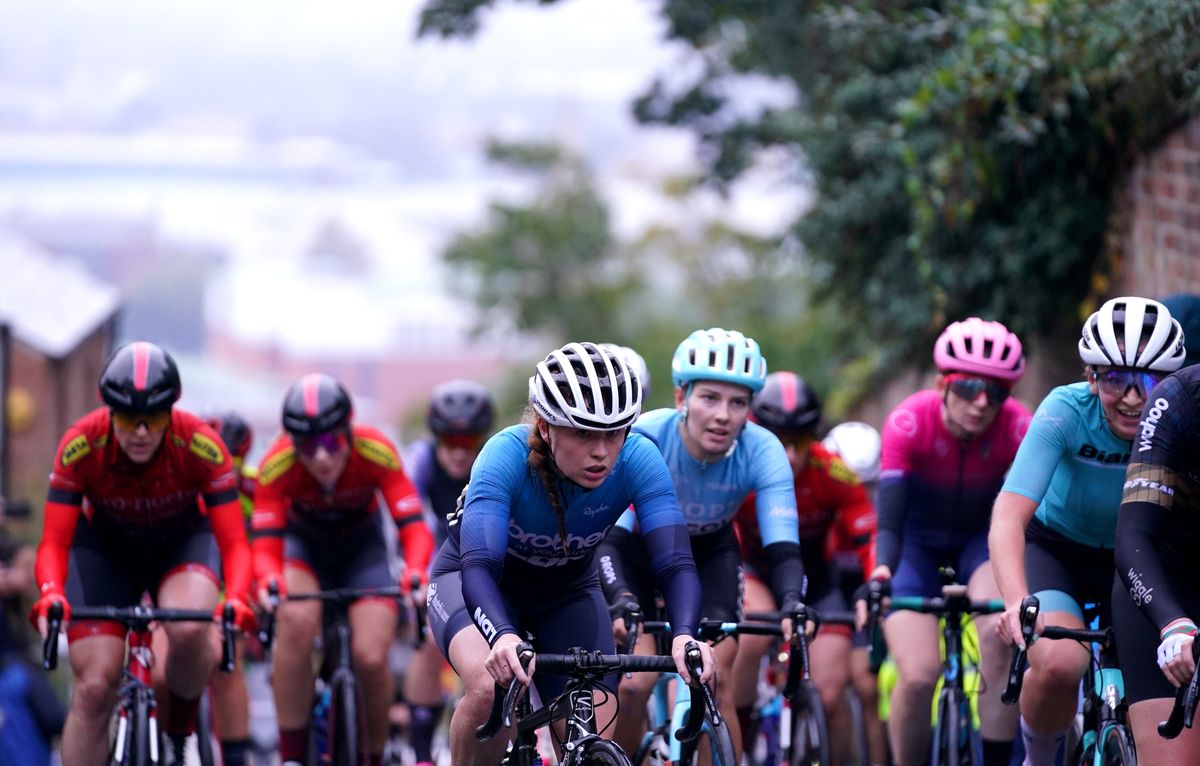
[438,433,485,451]
[1092,368,1163,399]
[294,431,349,458]
[111,409,171,432]
[946,375,1011,406]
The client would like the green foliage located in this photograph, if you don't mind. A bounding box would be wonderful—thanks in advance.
[420,0,1200,385]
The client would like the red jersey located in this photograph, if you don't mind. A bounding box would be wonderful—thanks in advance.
[251,424,432,583]
[35,408,252,601]
[735,441,876,575]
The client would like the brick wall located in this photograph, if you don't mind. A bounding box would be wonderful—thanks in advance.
[1117,117,1200,296]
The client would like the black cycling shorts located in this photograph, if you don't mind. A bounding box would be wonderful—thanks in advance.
[1024,518,1115,622]
[284,515,393,592]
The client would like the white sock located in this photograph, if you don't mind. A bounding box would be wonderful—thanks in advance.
[1021,715,1066,766]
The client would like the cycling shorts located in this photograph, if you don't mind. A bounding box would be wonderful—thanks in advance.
[426,568,615,702]
[1112,553,1200,705]
[65,516,220,642]
[285,515,393,597]
[890,528,989,599]
[1025,519,1114,622]
[624,525,743,626]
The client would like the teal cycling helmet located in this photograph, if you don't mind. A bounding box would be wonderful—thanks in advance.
[671,328,768,393]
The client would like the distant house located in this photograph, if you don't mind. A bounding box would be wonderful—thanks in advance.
[0,232,120,501]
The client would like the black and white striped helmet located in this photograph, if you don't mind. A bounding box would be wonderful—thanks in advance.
[1078,296,1186,372]
[528,342,642,430]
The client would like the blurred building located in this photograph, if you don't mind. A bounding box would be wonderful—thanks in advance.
[0,232,120,502]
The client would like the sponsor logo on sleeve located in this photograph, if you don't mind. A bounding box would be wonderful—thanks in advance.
[189,432,225,464]
[258,447,296,486]
[827,457,861,486]
[1121,463,1177,508]
[1127,567,1154,606]
[354,435,400,470]
[61,435,91,467]
[1138,397,1170,453]
[473,606,498,643]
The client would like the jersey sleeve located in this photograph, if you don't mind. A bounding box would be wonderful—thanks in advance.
[1115,377,1195,636]
[35,427,91,593]
[749,431,804,609]
[459,430,528,645]
[1001,388,1073,504]
[827,457,877,574]
[249,438,294,585]
[190,421,252,600]
[366,435,433,575]
[875,399,920,571]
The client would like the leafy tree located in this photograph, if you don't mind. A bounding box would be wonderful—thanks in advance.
[421,0,1200,380]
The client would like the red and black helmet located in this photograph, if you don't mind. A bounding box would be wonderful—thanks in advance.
[207,411,253,459]
[281,374,352,437]
[98,341,182,413]
[750,371,822,434]
[428,379,495,436]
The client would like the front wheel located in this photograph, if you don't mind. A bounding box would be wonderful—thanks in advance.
[566,736,633,765]
[331,675,364,766]
[1099,723,1136,766]
[932,689,980,766]
[788,680,831,766]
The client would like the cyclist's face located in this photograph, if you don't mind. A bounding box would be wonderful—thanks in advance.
[294,430,351,485]
[676,381,752,460]
[541,422,626,489]
[1089,366,1148,441]
[938,374,1003,439]
[435,433,484,480]
[111,412,169,464]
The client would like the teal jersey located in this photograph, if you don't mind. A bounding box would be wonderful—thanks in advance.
[1001,382,1130,548]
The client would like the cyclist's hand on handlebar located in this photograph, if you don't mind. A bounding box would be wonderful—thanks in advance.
[257,575,286,609]
[998,598,1041,649]
[30,589,69,638]
[671,634,714,684]
[401,568,427,598]
[486,633,534,687]
[1157,625,1198,688]
[608,593,640,643]
[854,568,891,631]
[218,597,258,634]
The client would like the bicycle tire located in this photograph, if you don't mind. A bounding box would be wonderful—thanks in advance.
[132,692,156,766]
[196,690,217,766]
[788,680,832,766]
[845,686,870,766]
[931,691,959,766]
[331,674,363,766]
[567,737,633,765]
[1099,723,1137,766]
[632,725,671,766]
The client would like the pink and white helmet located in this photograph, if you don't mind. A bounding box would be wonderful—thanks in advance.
[933,317,1025,382]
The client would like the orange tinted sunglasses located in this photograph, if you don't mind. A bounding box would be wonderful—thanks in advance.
[111,410,171,432]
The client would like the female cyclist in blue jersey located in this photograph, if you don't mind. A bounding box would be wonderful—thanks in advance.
[599,328,804,760]
[989,297,1186,765]
[864,318,1031,766]
[425,342,714,766]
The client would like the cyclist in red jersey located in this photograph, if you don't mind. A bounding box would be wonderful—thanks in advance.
[30,342,255,766]
[731,372,876,765]
[253,374,433,766]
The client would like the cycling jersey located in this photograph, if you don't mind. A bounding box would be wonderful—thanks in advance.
[434,424,700,646]
[251,424,432,585]
[1002,382,1129,549]
[405,438,465,549]
[609,408,802,612]
[1115,367,1200,636]
[734,441,875,578]
[35,408,251,605]
[875,389,1030,571]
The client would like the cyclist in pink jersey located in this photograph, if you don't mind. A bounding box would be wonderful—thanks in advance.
[863,318,1031,766]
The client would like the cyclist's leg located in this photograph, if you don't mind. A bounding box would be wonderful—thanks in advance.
[613,632,662,755]
[403,638,449,765]
[883,539,944,766]
[154,526,223,748]
[210,639,252,766]
[349,598,400,758]
[849,645,889,766]
[962,541,1018,765]
[810,628,853,765]
[692,528,745,761]
[731,573,773,743]
[272,563,322,764]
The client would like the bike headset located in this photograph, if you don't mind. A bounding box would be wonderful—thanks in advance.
[427,379,495,436]
[281,373,353,436]
[98,341,182,414]
[670,327,767,434]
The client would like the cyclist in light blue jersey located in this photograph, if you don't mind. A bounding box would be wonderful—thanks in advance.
[425,342,714,766]
[599,328,803,760]
[989,297,1186,766]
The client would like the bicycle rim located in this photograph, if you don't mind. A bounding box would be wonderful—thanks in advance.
[789,683,831,766]
[1099,724,1137,766]
[846,688,869,766]
[931,693,960,766]
[704,706,737,766]
[332,678,362,766]
[196,691,217,766]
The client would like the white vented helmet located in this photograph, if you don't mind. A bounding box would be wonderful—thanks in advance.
[1078,297,1186,372]
[822,422,882,483]
[529,342,643,430]
[600,343,651,400]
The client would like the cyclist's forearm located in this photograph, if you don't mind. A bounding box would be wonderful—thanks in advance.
[461,561,518,645]
[763,541,804,608]
[1116,500,1189,636]
[988,491,1036,605]
[873,478,907,571]
[596,526,635,604]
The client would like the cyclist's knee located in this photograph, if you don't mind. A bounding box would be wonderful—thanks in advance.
[351,639,390,678]
[276,604,320,645]
[163,620,213,654]
[1029,650,1088,693]
[617,673,655,705]
[814,672,849,713]
[72,670,122,718]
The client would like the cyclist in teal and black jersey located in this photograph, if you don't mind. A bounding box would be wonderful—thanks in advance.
[990,297,1186,766]
[1114,348,1200,762]
[598,328,803,761]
